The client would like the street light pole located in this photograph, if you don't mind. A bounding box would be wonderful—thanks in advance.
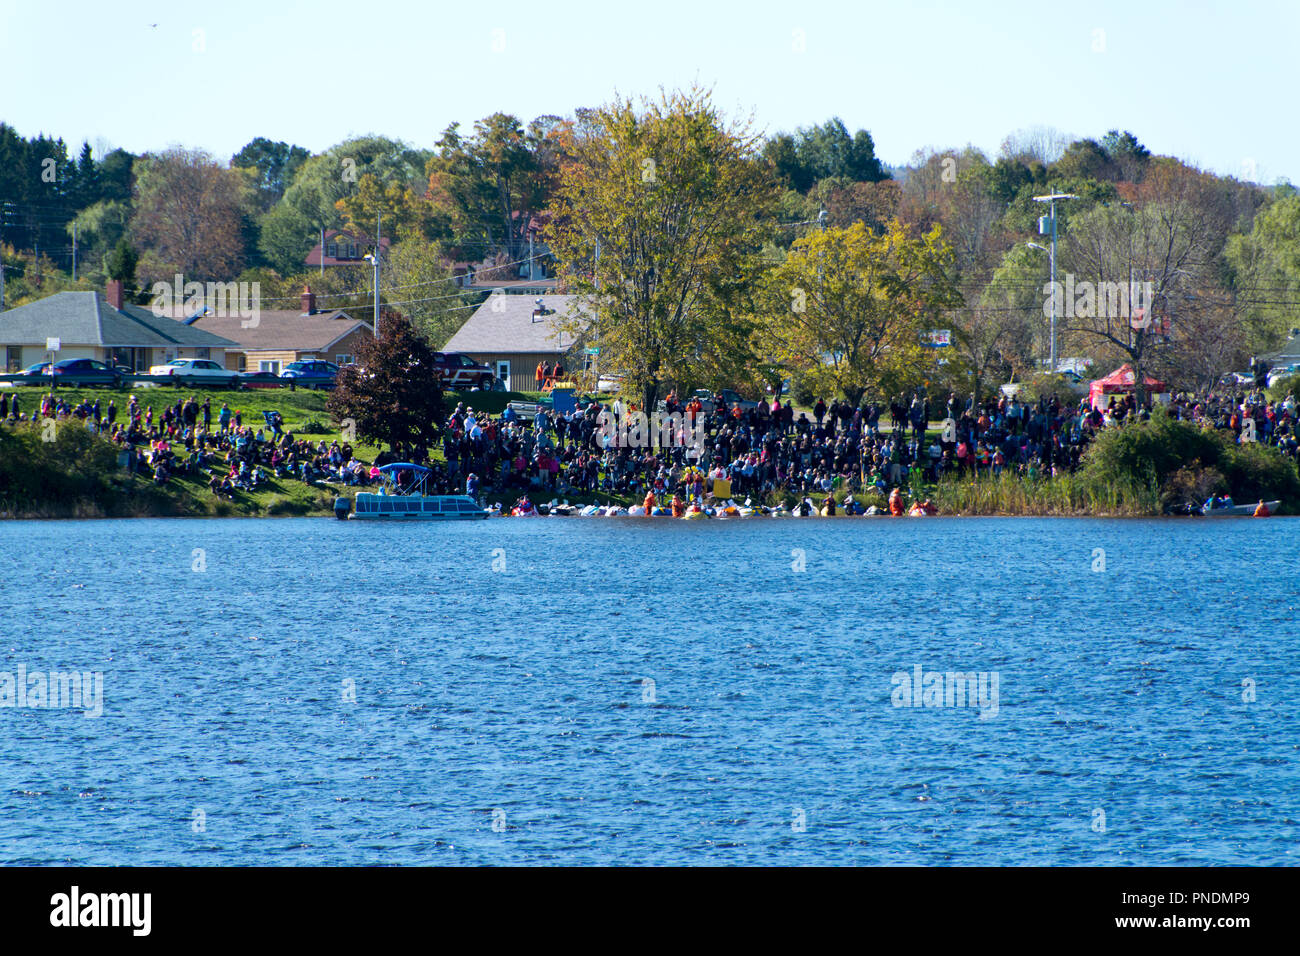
[1026,241,1050,367]
[1049,205,1057,371]
[373,213,381,338]
[364,214,382,339]
[1033,193,1076,373]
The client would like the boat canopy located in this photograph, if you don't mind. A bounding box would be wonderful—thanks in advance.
[378,462,431,474]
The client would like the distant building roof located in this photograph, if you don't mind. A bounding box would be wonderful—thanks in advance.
[443,293,589,354]
[0,291,237,348]
[182,311,371,352]
[304,229,392,267]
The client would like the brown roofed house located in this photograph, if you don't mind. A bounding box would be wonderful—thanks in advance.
[158,288,373,375]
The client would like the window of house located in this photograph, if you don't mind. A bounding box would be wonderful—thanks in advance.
[326,243,337,258]
[496,360,510,384]
[195,348,210,359]
[335,354,354,366]
[259,360,280,374]
[237,355,247,372]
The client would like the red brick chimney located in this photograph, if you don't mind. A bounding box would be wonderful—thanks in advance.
[301,285,316,315]
[106,279,124,310]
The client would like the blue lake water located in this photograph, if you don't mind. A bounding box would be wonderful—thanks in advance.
[1,516,1297,866]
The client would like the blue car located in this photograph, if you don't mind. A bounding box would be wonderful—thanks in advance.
[280,360,338,389]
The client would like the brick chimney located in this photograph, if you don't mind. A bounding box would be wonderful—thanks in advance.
[106,279,124,311]
[301,285,316,315]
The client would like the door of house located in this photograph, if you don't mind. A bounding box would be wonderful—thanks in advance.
[5,346,19,372]
[496,360,510,387]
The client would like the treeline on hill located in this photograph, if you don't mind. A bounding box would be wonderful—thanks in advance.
[3,98,1300,402]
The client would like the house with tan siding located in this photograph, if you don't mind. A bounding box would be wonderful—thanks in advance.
[168,289,373,374]
[442,293,590,391]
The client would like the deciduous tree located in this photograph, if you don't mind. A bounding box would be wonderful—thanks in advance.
[547,87,776,411]
[327,312,446,458]
[761,221,962,405]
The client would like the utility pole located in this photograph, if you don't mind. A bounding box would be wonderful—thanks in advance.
[0,202,7,311]
[71,222,77,281]
[593,237,600,386]
[372,213,381,338]
[319,225,325,279]
[1033,193,1076,373]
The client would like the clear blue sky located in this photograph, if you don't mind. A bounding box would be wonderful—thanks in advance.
[2,0,1295,182]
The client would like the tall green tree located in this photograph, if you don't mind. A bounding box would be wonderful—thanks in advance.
[257,136,430,273]
[426,113,565,261]
[761,221,962,404]
[231,137,310,210]
[546,87,777,411]
[763,118,889,193]
[1225,192,1300,349]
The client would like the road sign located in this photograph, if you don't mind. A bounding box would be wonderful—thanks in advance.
[46,337,61,351]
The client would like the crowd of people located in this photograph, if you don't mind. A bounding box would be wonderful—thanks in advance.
[3,391,380,496]
[434,384,1300,509]
[4,378,1299,511]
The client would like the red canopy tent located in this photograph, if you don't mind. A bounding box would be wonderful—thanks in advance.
[1089,364,1168,409]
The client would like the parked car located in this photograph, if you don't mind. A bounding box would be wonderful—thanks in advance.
[46,358,125,387]
[431,352,496,390]
[237,370,285,389]
[280,360,338,389]
[14,359,121,386]
[148,358,240,388]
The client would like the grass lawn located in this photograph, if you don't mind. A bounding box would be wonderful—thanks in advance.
[4,384,549,458]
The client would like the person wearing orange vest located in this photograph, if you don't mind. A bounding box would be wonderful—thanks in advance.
[1253,499,1272,517]
[671,494,685,517]
[888,488,905,516]
[643,490,657,515]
